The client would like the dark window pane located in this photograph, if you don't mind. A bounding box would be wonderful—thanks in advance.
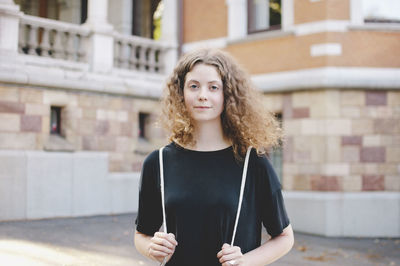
[139,112,150,139]
[50,106,61,134]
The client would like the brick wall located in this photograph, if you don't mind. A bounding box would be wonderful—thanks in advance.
[294,0,350,24]
[263,90,400,192]
[225,31,400,75]
[0,85,164,172]
[183,0,227,43]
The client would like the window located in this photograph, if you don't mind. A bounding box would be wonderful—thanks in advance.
[269,113,283,182]
[248,0,281,34]
[50,106,61,135]
[132,0,163,39]
[81,0,88,24]
[138,112,150,140]
[363,0,400,23]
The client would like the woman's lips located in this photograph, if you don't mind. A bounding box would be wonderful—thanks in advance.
[194,106,211,109]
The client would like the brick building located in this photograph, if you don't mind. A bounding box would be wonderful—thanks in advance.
[184,0,400,237]
[0,0,399,237]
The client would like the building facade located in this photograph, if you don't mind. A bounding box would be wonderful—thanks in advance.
[0,0,178,220]
[0,0,399,237]
[183,0,400,237]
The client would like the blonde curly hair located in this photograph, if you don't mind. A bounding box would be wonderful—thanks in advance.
[160,48,282,160]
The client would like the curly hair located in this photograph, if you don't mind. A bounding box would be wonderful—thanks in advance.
[160,48,282,160]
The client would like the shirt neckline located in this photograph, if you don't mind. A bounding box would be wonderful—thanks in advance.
[172,141,233,154]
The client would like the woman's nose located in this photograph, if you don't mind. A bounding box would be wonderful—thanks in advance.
[198,87,208,101]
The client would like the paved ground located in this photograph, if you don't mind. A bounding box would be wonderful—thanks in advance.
[0,214,399,266]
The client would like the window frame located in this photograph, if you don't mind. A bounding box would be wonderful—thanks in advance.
[247,0,282,35]
[50,106,62,135]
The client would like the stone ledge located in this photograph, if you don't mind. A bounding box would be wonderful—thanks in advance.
[252,67,400,92]
[0,150,143,221]
[283,191,400,237]
[0,53,166,99]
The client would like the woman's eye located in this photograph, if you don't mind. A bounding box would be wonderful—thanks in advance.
[210,85,219,91]
[189,84,198,89]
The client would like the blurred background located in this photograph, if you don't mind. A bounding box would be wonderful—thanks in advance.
[0,0,399,264]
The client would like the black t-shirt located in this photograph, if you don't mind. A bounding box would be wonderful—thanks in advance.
[135,142,290,266]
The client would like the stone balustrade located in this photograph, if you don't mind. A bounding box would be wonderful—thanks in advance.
[113,33,168,73]
[17,14,171,74]
[19,15,90,63]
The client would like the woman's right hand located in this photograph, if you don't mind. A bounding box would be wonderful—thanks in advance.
[148,232,178,263]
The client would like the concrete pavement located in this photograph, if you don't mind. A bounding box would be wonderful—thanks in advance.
[0,214,399,266]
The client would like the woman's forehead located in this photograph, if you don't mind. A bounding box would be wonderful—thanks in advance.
[185,63,222,80]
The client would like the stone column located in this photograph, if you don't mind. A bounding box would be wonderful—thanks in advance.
[226,0,247,40]
[108,0,132,35]
[0,0,21,55]
[83,0,114,73]
[160,0,178,74]
[350,0,364,26]
[282,0,294,31]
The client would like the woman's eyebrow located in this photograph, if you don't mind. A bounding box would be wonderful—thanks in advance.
[208,80,222,84]
[185,79,222,84]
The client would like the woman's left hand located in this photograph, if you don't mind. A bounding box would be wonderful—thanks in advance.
[217,243,247,266]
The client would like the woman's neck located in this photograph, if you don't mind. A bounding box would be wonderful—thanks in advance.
[191,120,231,151]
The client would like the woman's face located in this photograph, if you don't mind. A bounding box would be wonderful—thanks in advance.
[183,63,224,124]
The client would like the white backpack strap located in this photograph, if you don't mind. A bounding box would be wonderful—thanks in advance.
[159,147,168,266]
[159,147,167,234]
[230,146,252,246]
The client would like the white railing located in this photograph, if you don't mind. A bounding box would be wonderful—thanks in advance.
[113,33,168,73]
[19,15,90,63]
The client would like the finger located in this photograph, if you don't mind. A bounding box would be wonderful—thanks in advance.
[153,232,178,247]
[222,243,230,249]
[148,247,170,259]
[217,247,235,258]
[150,250,169,258]
[167,233,178,246]
[152,236,175,249]
[149,242,174,255]
[219,245,240,256]
[219,253,239,264]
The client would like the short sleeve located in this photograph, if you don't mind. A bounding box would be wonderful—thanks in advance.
[254,152,290,238]
[135,150,163,236]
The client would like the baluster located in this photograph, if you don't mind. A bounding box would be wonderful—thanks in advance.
[113,40,120,67]
[66,32,76,61]
[18,24,26,54]
[121,41,130,69]
[148,47,156,72]
[129,44,137,70]
[154,49,161,73]
[77,35,88,62]
[40,27,51,57]
[157,48,165,73]
[53,30,64,59]
[138,45,147,71]
[28,25,38,55]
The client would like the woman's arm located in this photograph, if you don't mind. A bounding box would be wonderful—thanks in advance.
[218,224,294,266]
[134,230,178,263]
[243,224,294,265]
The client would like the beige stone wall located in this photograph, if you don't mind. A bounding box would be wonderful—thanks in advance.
[0,85,165,172]
[225,31,400,75]
[294,0,350,24]
[263,89,400,192]
[183,0,227,43]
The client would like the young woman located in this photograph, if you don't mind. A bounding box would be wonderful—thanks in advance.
[134,49,294,266]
